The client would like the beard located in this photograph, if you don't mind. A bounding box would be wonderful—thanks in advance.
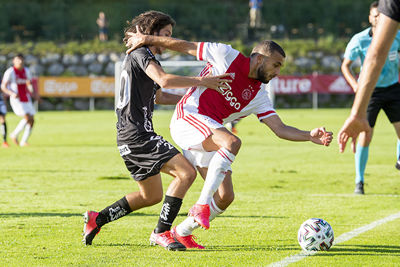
[256,65,271,84]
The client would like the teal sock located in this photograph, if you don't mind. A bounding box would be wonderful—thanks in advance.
[397,139,400,161]
[355,144,369,184]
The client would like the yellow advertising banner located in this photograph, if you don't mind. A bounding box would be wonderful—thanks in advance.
[38,77,115,97]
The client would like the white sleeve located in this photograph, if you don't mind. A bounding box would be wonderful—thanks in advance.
[197,42,239,72]
[2,68,13,84]
[2,68,15,92]
[25,67,32,80]
[251,84,277,121]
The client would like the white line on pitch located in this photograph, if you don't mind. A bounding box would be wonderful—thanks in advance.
[268,211,400,267]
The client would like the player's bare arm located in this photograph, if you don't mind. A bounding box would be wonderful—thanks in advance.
[0,81,17,98]
[145,61,231,91]
[154,89,182,105]
[341,58,358,92]
[126,25,198,56]
[261,115,332,146]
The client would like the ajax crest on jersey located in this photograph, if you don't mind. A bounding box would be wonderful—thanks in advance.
[297,218,334,251]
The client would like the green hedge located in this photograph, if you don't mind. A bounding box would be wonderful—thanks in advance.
[0,0,373,42]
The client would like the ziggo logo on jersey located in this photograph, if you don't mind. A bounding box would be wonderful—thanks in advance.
[220,82,241,110]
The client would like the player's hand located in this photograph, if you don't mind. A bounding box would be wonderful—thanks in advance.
[338,114,371,153]
[126,26,147,54]
[310,127,333,146]
[199,73,234,93]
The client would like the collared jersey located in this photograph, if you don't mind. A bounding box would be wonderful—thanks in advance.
[176,42,276,125]
[344,27,400,87]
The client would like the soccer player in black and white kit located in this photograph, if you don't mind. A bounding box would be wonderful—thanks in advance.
[82,11,231,251]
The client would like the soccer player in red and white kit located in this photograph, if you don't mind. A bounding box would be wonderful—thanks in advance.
[1,54,39,146]
[127,29,333,249]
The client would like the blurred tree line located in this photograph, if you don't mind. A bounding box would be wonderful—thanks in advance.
[0,0,373,42]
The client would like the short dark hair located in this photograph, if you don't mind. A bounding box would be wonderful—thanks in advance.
[15,53,24,59]
[123,10,176,45]
[370,1,379,9]
[250,40,286,58]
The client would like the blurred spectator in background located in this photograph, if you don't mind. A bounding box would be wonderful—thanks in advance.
[0,82,9,148]
[249,0,263,28]
[96,11,109,41]
[341,1,400,195]
[1,54,39,147]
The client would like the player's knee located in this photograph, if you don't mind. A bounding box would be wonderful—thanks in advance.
[226,136,241,154]
[177,167,196,188]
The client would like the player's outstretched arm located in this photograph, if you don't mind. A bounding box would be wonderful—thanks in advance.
[261,115,332,146]
[145,61,232,92]
[126,25,198,57]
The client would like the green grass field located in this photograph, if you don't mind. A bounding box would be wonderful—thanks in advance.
[1,109,399,266]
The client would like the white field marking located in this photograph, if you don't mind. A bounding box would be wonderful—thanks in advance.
[268,211,400,267]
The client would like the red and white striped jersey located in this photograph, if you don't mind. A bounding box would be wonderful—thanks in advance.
[176,42,276,125]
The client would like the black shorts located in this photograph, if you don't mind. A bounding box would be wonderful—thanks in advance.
[0,98,6,116]
[117,132,180,181]
[367,82,400,127]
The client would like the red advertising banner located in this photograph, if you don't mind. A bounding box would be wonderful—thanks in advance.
[270,74,354,95]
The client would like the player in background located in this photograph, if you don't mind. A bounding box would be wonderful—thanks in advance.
[0,85,9,148]
[82,11,232,251]
[1,54,39,147]
[338,0,400,153]
[341,1,400,194]
[127,29,333,249]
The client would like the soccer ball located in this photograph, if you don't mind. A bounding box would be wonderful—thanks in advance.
[297,218,334,251]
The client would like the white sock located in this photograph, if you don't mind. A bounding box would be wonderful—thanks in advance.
[20,124,32,145]
[196,147,235,205]
[11,119,27,137]
[177,198,225,236]
[209,198,224,221]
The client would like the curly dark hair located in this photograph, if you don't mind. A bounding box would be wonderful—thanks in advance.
[123,10,176,45]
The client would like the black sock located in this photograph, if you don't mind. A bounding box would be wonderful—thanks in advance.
[154,195,183,234]
[0,122,6,142]
[96,196,132,227]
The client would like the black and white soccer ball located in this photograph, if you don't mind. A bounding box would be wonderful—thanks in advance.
[297,218,334,251]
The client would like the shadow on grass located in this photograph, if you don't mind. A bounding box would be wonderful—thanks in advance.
[97,176,130,180]
[95,243,300,252]
[204,244,299,252]
[0,212,286,219]
[316,244,400,255]
[2,169,91,173]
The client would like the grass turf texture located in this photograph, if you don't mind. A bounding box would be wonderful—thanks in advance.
[0,109,399,266]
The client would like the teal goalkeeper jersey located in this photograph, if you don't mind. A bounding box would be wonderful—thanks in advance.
[344,27,400,87]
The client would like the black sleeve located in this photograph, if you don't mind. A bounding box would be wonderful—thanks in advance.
[379,0,400,22]
[131,47,157,72]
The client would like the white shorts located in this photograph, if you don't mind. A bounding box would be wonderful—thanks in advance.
[10,96,36,117]
[171,110,231,169]
[170,110,223,150]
